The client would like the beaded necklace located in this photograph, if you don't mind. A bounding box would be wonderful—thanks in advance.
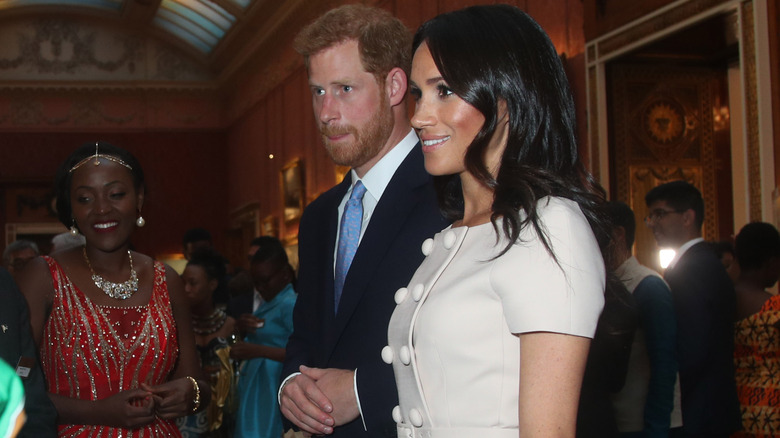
[192,307,228,335]
[83,247,139,300]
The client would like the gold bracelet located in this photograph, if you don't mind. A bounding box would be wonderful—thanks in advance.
[186,376,200,413]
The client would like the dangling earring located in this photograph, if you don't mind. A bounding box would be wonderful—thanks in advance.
[70,220,79,236]
[136,214,146,227]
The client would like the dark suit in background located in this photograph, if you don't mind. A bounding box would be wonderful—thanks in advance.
[664,242,741,437]
[282,145,447,437]
[227,291,253,319]
[0,267,57,437]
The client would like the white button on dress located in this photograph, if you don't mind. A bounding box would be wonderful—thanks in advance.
[411,284,424,302]
[409,408,424,427]
[421,238,434,256]
[381,345,394,364]
[399,346,411,365]
[394,287,409,304]
[392,405,402,423]
[443,230,457,249]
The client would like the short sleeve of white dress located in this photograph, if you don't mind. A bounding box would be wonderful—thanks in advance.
[491,197,605,338]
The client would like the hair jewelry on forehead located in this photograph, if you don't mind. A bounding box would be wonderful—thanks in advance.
[69,142,133,173]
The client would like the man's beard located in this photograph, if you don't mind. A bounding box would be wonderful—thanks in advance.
[320,93,393,169]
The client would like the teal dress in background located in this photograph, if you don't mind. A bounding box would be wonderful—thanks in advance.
[0,359,25,438]
[235,283,296,438]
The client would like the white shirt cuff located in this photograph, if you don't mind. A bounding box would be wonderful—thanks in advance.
[277,369,366,431]
[354,368,367,431]
[278,372,301,406]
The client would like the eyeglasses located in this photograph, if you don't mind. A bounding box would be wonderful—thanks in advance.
[644,209,683,225]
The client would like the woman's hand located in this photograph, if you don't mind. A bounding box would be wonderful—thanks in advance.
[229,340,263,360]
[236,314,264,334]
[95,388,156,428]
[140,378,196,419]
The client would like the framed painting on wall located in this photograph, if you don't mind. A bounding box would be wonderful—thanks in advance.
[262,215,278,238]
[280,158,304,226]
[2,181,63,252]
[282,235,299,272]
[335,165,350,184]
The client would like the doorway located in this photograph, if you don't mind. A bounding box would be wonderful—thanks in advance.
[586,0,776,271]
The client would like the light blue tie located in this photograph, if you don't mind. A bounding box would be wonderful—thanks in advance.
[334,181,367,312]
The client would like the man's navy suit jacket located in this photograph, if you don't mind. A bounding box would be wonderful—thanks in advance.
[664,241,742,436]
[0,267,57,437]
[281,144,448,437]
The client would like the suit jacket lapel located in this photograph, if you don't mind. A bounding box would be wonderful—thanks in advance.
[664,241,705,281]
[329,145,430,348]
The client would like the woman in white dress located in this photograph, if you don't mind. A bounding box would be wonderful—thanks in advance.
[385,5,609,437]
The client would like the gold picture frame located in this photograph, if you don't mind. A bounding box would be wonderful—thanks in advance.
[262,215,278,238]
[280,158,305,226]
[335,165,350,184]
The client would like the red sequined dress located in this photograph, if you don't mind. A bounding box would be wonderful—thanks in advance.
[733,294,780,438]
[40,256,182,437]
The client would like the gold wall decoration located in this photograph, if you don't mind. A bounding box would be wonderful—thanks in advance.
[588,0,767,232]
[741,1,762,221]
[0,17,210,81]
[611,64,721,266]
[644,100,686,144]
[588,65,600,180]
[611,65,718,194]
[335,165,350,184]
[280,158,305,230]
[262,215,278,238]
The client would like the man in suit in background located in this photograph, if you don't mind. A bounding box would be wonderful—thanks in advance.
[0,267,57,437]
[279,4,447,437]
[644,181,741,437]
[2,240,39,282]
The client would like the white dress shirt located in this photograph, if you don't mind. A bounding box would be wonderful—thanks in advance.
[333,129,418,270]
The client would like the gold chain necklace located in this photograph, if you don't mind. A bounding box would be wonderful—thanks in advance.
[83,247,139,300]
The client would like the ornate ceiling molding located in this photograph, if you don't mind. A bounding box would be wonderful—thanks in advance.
[0,16,213,87]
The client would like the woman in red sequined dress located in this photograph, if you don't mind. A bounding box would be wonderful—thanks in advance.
[18,142,210,437]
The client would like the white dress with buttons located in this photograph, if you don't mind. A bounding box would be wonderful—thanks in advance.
[385,196,606,438]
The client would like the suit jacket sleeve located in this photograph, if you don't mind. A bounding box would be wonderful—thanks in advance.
[0,268,58,437]
[282,183,343,383]
[633,276,678,436]
[665,247,735,375]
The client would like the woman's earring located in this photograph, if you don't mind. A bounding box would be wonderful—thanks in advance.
[136,215,146,227]
[70,222,79,236]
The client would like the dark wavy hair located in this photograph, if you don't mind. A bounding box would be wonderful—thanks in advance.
[187,247,229,305]
[251,236,290,268]
[645,180,704,229]
[413,5,608,260]
[54,141,145,230]
[604,201,636,250]
[735,222,780,271]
